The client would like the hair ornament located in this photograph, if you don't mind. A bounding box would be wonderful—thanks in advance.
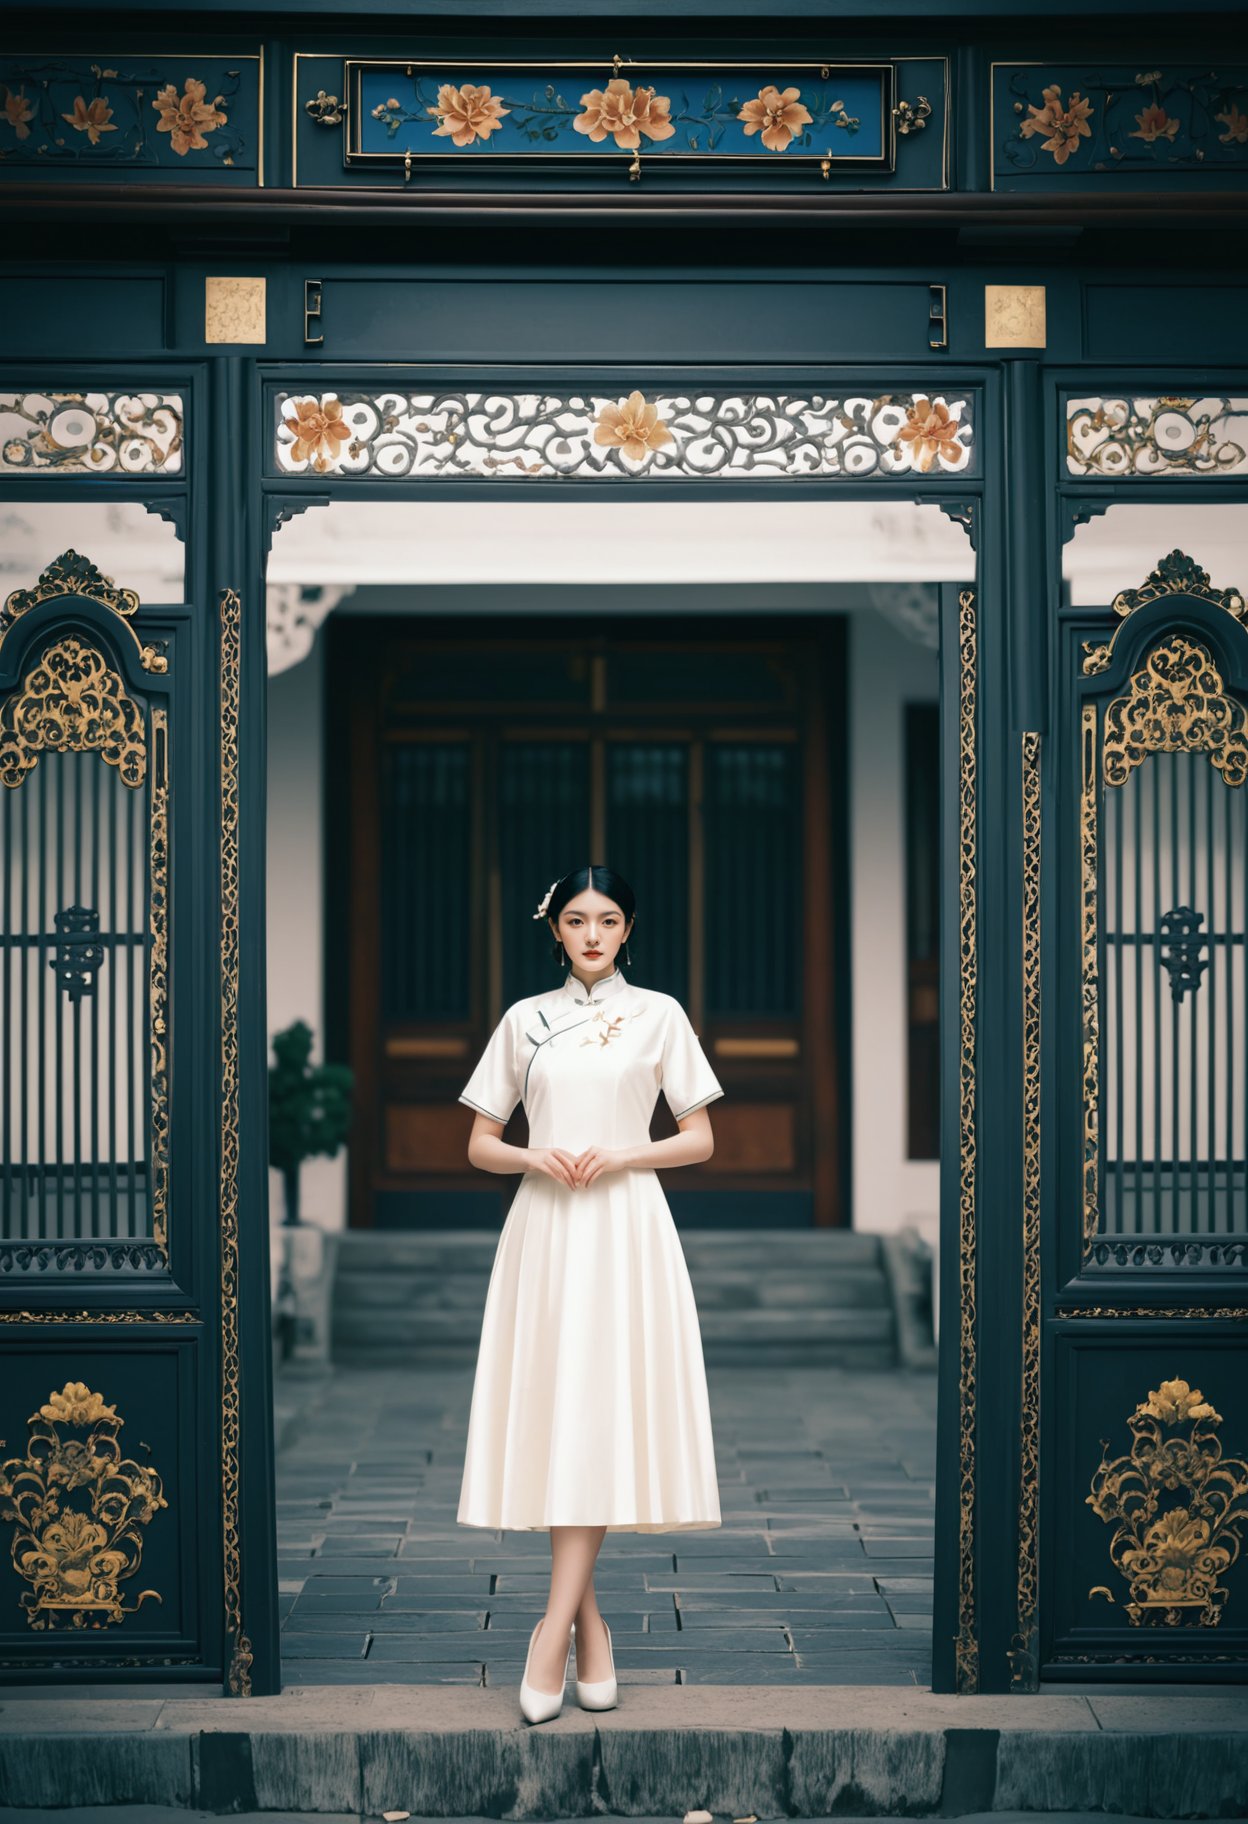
[533,876,562,921]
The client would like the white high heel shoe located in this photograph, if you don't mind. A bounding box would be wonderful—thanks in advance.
[574,1617,618,1711]
[519,1617,575,1724]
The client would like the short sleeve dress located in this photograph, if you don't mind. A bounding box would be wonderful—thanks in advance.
[456,966,724,1533]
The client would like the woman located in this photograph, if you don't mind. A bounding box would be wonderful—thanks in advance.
[456,864,723,1722]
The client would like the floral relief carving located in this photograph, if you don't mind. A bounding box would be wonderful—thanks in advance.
[574,80,675,149]
[359,63,880,163]
[274,389,975,481]
[1001,65,1248,179]
[0,1380,167,1630]
[895,398,965,473]
[152,76,228,155]
[1088,1377,1248,1627]
[737,85,814,151]
[0,59,251,171]
[280,396,355,473]
[592,391,674,465]
[1131,103,1180,144]
[428,82,510,146]
[1019,83,1094,165]
[1218,103,1248,143]
[61,93,117,145]
[2,84,35,137]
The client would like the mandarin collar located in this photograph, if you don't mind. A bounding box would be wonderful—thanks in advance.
[559,965,627,1007]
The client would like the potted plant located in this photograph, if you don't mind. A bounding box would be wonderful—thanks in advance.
[268,1020,353,1362]
[269,1019,353,1226]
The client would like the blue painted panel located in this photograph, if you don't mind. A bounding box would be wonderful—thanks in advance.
[0,54,261,183]
[349,61,887,165]
[993,63,1248,191]
[295,54,948,189]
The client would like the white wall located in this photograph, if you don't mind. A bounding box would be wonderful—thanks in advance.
[266,631,346,1233]
[848,605,941,1245]
[266,594,939,1240]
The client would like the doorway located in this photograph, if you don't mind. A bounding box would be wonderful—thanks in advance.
[325,615,848,1231]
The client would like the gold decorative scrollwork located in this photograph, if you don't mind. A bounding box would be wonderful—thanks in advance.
[1111,549,1246,622]
[0,1311,199,1324]
[955,586,979,1694]
[0,548,168,673]
[1010,730,1042,1689]
[150,707,170,1252]
[1066,1307,1248,1320]
[1082,548,1246,676]
[1081,704,1100,1258]
[219,584,254,1698]
[1088,1378,1248,1627]
[1103,635,1248,789]
[0,1380,166,1630]
[0,636,147,790]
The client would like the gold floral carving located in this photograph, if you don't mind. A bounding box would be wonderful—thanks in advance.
[1103,636,1248,789]
[896,397,965,472]
[984,285,1047,349]
[0,1380,166,1630]
[152,77,228,155]
[573,80,675,149]
[1010,730,1042,1689]
[955,586,979,1694]
[592,390,674,465]
[1088,1378,1248,1627]
[219,585,254,1697]
[204,277,267,345]
[737,85,813,152]
[427,82,510,146]
[1019,83,1093,165]
[0,636,146,791]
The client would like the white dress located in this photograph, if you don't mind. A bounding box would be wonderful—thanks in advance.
[456,965,724,1534]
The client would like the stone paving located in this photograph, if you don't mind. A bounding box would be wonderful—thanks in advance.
[274,1363,937,1689]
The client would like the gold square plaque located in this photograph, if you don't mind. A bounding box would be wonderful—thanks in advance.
[205,276,267,345]
[984,284,1046,348]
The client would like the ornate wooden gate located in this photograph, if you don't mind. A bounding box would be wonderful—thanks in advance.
[0,365,279,1693]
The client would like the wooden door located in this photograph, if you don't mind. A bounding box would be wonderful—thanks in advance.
[328,615,846,1229]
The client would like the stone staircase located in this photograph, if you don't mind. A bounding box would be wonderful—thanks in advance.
[330,1227,898,1367]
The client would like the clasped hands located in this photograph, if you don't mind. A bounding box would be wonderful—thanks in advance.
[527,1144,630,1190]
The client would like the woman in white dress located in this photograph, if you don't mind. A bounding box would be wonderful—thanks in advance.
[456,864,723,1721]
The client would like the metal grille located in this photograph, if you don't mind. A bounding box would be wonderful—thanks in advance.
[381,742,471,1020]
[1102,749,1248,1239]
[704,742,800,1017]
[606,742,689,1005]
[1,747,154,1243]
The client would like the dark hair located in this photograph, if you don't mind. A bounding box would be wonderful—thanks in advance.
[545,865,636,963]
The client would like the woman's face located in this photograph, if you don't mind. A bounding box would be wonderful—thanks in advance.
[549,888,633,979]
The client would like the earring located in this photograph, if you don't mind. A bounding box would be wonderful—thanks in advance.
[624,941,632,967]
[558,942,569,968]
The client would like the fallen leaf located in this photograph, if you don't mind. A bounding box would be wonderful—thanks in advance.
[734,1815,758,1822]
[382,1812,411,1820]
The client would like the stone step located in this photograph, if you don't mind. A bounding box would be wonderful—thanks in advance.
[333,1269,891,1313]
[330,1228,897,1368]
[0,1687,1242,1818]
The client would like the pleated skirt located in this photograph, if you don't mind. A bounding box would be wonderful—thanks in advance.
[456,1167,722,1533]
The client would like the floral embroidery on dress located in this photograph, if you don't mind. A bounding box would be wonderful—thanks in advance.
[578,1007,646,1048]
